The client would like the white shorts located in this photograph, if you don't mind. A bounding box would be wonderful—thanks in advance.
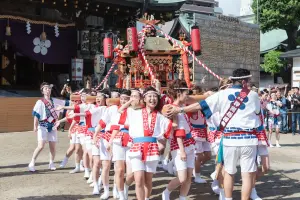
[92,144,100,156]
[70,133,85,145]
[130,158,158,173]
[257,145,269,156]
[211,143,219,156]
[85,136,93,151]
[112,144,129,162]
[171,150,195,171]
[223,146,257,175]
[37,126,57,142]
[195,141,211,154]
[99,139,112,161]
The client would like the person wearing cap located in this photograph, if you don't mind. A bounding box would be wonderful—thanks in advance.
[29,82,60,172]
[166,69,262,200]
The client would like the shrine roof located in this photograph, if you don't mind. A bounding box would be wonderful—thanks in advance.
[144,37,180,55]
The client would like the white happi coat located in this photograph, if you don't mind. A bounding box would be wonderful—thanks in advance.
[206,112,222,144]
[86,106,107,128]
[74,103,95,124]
[33,98,65,122]
[199,85,261,146]
[125,107,172,161]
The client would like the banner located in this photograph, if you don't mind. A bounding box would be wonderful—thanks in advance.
[72,59,83,81]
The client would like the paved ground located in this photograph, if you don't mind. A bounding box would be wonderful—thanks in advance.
[0,132,300,200]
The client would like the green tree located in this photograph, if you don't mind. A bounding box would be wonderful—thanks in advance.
[252,0,300,50]
[261,50,283,75]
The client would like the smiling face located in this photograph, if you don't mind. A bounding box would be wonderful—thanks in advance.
[130,90,141,107]
[144,92,159,110]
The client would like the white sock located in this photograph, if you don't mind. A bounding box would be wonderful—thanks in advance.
[225,198,232,200]
[85,168,89,173]
[119,191,125,199]
[164,188,171,194]
[104,185,109,193]
[145,198,150,200]
[63,156,68,161]
[49,159,54,164]
[80,160,83,166]
[75,163,80,169]
[195,173,201,177]
[179,196,186,200]
[30,159,35,165]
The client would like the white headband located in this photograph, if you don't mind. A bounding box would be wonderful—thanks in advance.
[120,94,130,98]
[219,84,232,90]
[98,93,109,98]
[143,91,160,97]
[229,75,252,80]
[41,84,53,90]
[174,87,189,90]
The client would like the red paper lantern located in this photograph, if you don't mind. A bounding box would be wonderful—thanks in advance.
[127,27,138,52]
[191,26,201,53]
[103,34,113,59]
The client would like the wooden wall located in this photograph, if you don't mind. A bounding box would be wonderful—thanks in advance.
[0,98,39,133]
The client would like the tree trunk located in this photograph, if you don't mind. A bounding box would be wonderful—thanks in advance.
[286,26,298,51]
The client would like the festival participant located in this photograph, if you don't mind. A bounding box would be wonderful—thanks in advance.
[166,69,261,200]
[117,88,145,199]
[94,90,130,199]
[161,80,195,200]
[206,78,232,198]
[104,88,143,200]
[70,89,110,194]
[266,92,282,147]
[250,109,270,200]
[125,86,172,200]
[54,96,82,168]
[29,82,62,172]
[56,89,95,175]
[189,86,211,184]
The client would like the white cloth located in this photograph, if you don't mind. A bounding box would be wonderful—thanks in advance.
[112,144,129,162]
[99,139,112,161]
[92,144,100,156]
[223,145,257,174]
[257,145,268,156]
[200,87,261,146]
[195,141,211,154]
[130,158,158,173]
[172,150,195,171]
[37,126,57,142]
[85,136,93,151]
[88,106,107,127]
[70,133,85,144]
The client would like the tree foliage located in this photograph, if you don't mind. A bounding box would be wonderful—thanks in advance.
[261,50,283,75]
[252,0,300,50]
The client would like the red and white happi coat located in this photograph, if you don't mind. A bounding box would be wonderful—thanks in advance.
[206,112,222,144]
[188,110,207,142]
[125,107,172,162]
[66,110,79,135]
[98,105,123,145]
[74,103,95,134]
[257,111,269,146]
[110,108,133,148]
[170,111,196,153]
[84,105,107,139]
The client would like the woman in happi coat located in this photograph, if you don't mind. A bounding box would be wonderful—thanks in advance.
[125,86,172,200]
[161,80,196,200]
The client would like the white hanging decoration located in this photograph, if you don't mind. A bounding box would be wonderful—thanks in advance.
[54,23,59,37]
[26,21,31,34]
